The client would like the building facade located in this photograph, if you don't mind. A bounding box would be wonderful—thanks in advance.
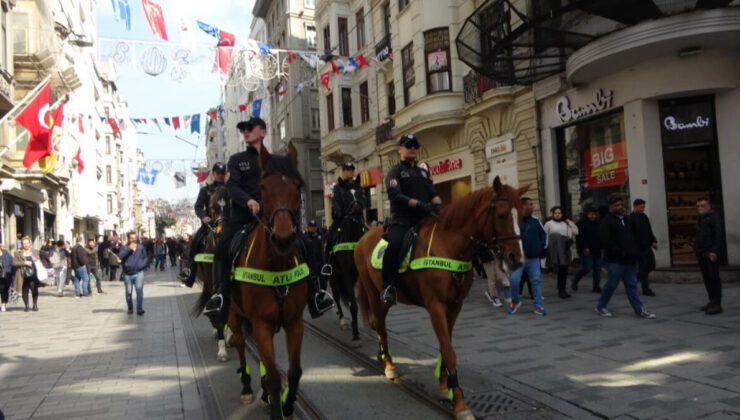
[315,0,540,226]
[462,1,740,269]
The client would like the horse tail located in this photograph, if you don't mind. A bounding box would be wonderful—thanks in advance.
[356,274,370,327]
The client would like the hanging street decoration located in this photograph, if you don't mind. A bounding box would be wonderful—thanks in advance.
[140,45,168,76]
[141,0,168,41]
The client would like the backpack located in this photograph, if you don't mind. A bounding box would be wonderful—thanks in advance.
[49,248,62,268]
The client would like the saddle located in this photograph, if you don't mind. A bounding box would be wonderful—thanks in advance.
[228,221,258,269]
[372,226,420,272]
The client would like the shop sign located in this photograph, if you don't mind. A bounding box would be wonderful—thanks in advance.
[486,137,513,158]
[359,167,382,188]
[659,98,715,147]
[663,115,711,131]
[584,142,627,188]
[556,89,613,123]
[429,158,463,176]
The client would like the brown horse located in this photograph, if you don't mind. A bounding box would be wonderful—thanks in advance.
[354,176,528,420]
[227,145,308,420]
[191,185,230,362]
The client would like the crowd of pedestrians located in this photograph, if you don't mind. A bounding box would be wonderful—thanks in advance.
[477,196,725,318]
[0,231,194,315]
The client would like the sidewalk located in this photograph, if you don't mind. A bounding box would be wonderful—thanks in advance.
[378,272,740,419]
[0,268,203,420]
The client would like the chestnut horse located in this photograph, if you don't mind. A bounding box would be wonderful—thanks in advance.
[191,185,230,362]
[227,145,307,420]
[354,176,528,420]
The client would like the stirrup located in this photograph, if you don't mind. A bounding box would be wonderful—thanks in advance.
[381,285,397,305]
[202,293,223,315]
[320,264,333,277]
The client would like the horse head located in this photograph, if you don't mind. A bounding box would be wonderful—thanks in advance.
[337,175,365,218]
[259,143,303,255]
[488,176,530,272]
[208,185,229,234]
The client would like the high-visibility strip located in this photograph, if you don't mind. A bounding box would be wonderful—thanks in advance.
[232,263,310,286]
[332,242,357,253]
[194,253,214,263]
[409,257,472,273]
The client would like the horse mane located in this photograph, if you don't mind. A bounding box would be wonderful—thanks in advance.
[263,155,304,187]
[435,187,494,229]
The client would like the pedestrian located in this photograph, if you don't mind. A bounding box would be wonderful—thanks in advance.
[107,240,122,281]
[695,197,724,315]
[154,237,167,271]
[544,206,578,299]
[166,236,177,268]
[0,243,14,312]
[629,199,658,296]
[178,233,192,280]
[572,206,602,293]
[12,236,41,312]
[143,236,154,270]
[98,236,110,278]
[70,237,90,298]
[479,246,510,308]
[596,197,656,319]
[507,197,548,316]
[51,240,69,297]
[118,231,149,315]
[86,238,104,294]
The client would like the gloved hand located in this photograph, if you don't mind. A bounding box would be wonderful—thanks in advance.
[430,202,443,214]
[418,201,434,215]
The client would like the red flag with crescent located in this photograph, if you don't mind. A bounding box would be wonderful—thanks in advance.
[141,0,168,41]
[15,81,54,168]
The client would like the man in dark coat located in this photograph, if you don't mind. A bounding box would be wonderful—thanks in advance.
[596,197,655,319]
[629,199,658,296]
[695,198,724,315]
[572,206,602,293]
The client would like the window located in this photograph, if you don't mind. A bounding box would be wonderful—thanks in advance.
[107,195,113,214]
[401,43,415,106]
[311,191,324,218]
[104,107,110,117]
[323,25,331,53]
[311,108,320,130]
[309,149,321,169]
[424,28,452,93]
[326,93,335,131]
[12,11,28,55]
[106,136,112,154]
[341,88,353,127]
[106,166,112,184]
[383,4,391,36]
[356,9,366,50]
[338,17,349,56]
[399,0,410,12]
[387,81,396,115]
[360,82,370,123]
[279,119,286,139]
[304,0,315,7]
[306,26,316,48]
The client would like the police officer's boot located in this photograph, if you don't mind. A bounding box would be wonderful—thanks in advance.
[307,275,334,319]
[184,260,197,287]
[203,261,229,315]
[381,280,397,306]
[381,250,398,306]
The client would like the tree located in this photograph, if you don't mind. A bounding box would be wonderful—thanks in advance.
[155,214,176,236]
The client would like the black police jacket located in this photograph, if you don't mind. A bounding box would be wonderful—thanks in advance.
[331,178,365,220]
[385,161,438,221]
[194,181,226,220]
[226,146,261,224]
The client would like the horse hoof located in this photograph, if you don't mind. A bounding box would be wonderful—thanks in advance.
[455,409,475,420]
[240,393,255,404]
[384,367,397,380]
[339,318,350,330]
[438,388,450,400]
[224,329,234,348]
[217,354,230,363]
[212,328,218,339]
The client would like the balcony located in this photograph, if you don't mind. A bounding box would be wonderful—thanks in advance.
[374,33,392,63]
[375,119,394,145]
[463,70,507,103]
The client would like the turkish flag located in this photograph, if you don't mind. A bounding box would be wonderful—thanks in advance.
[320,71,331,91]
[194,170,210,183]
[172,116,180,129]
[74,147,84,174]
[108,117,121,137]
[15,82,53,168]
[141,0,168,41]
[218,30,235,47]
[212,47,232,74]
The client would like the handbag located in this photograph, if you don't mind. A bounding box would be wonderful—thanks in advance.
[34,260,49,284]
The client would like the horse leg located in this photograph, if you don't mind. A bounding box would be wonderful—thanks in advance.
[349,295,360,342]
[229,314,253,403]
[437,301,464,400]
[216,321,229,362]
[368,295,396,379]
[426,302,472,420]
[281,320,304,420]
[252,320,282,420]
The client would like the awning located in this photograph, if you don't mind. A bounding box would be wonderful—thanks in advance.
[456,0,738,85]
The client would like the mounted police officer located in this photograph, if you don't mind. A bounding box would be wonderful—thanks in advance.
[204,118,265,315]
[322,162,365,274]
[382,133,442,305]
[302,220,334,317]
[184,162,227,287]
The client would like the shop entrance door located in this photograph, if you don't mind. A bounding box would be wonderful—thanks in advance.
[435,177,472,204]
[660,96,725,265]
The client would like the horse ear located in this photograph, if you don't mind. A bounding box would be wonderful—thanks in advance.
[516,183,531,197]
[259,144,271,170]
[492,175,503,194]
[287,142,298,167]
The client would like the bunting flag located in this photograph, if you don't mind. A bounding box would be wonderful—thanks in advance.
[141,118,147,123]
[152,118,162,131]
[108,117,121,137]
[295,83,303,94]
[78,113,85,133]
[329,60,340,74]
[286,49,297,64]
[184,115,191,127]
[194,169,210,183]
[206,109,217,120]
[299,52,324,68]
[136,167,159,185]
[110,0,132,31]
[164,117,170,126]
[259,43,273,55]
[343,58,357,74]
[74,147,84,174]
[252,99,262,118]
[356,54,370,68]
[320,71,331,91]
[196,21,235,46]
[141,0,168,41]
[172,116,180,129]
[190,114,200,133]
[174,171,186,188]
[277,87,287,97]
[238,103,248,112]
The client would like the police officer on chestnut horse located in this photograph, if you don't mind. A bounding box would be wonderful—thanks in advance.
[382,133,442,305]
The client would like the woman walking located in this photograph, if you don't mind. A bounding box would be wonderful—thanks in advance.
[544,206,579,299]
[12,236,42,312]
[154,237,167,272]
[0,243,13,312]
[107,241,121,281]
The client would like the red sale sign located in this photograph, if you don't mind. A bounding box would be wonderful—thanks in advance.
[585,143,627,188]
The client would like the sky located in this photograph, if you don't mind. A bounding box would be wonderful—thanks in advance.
[96,0,255,202]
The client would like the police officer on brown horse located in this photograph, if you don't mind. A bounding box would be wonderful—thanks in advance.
[382,133,442,305]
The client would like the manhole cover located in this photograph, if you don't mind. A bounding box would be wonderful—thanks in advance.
[467,391,533,417]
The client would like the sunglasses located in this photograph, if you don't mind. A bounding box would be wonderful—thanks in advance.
[402,141,419,149]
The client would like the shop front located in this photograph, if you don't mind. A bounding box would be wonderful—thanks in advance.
[537,50,740,268]
[425,152,473,204]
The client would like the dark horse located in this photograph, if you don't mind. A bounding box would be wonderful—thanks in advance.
[191,185,230,362]
[354,176,528,420]
[327,177,366,341]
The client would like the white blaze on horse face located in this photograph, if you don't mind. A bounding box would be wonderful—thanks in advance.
[511,207,524,258]
[350,189,356,199]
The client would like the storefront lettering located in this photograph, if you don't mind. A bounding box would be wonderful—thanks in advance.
[584,143,626,189]
[556,89,613,123]
[429,158,463,176]
[663,115,711,131]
